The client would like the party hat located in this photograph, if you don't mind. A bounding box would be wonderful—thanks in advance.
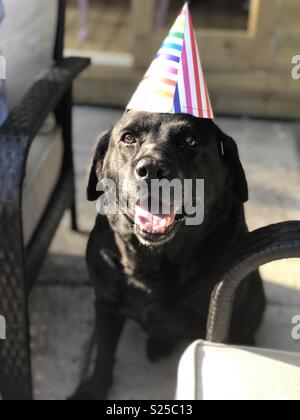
[127,2,213,119]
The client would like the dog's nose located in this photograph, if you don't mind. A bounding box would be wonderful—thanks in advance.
[135,158,171,181]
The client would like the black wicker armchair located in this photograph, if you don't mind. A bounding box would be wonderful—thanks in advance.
[176,221,300,400]
[0,0,90,400]
[207,221,300,343]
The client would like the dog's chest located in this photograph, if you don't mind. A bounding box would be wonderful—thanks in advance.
[112,237,214,338]
[118,260,211,339]
[119,284,208,339]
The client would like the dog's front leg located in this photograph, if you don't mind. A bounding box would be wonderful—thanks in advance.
[70,301,125,400]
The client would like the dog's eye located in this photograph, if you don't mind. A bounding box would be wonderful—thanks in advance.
[122,133,136,145]
[185,136,199,147]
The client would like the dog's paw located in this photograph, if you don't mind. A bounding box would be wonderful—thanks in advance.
[68,378,110,401]
[146,337,175,363]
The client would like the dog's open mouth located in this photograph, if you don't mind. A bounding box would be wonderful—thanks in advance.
[128,205,183,245]
[135,205,175,235]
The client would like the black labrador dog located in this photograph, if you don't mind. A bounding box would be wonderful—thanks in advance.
[72,110,266,400]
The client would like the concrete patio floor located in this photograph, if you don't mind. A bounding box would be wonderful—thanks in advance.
[30,107,300,400]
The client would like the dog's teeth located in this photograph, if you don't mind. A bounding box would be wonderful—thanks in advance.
[134,205,175,236]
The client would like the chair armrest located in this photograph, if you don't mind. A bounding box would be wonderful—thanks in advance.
[207,221,300,343]
[0,56,90,246]
[0,57,90,138]
[0,56,90,195]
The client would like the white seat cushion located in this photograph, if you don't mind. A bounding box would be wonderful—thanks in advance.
[177,340,300,400]
[22,117,64,246]
[0,0,57,110]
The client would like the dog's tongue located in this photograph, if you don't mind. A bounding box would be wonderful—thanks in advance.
[134,205,175,235]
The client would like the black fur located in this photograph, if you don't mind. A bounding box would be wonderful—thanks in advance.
[71,111,266,400]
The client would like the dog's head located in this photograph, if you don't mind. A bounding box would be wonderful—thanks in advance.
[87,111,248,247]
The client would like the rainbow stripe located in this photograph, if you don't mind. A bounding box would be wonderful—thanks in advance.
[127,3,213,119]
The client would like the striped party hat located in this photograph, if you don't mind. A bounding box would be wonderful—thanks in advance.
[127,2,213,119]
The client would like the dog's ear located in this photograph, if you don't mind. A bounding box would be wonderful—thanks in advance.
[87,130,111,201]
[221,134,249,203]
[213,124,248,203]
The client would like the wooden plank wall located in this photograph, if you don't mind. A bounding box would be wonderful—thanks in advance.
[74,0,300,119]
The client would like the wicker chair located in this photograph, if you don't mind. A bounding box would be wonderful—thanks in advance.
[177,221,300,400]
[0,0,90,400]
